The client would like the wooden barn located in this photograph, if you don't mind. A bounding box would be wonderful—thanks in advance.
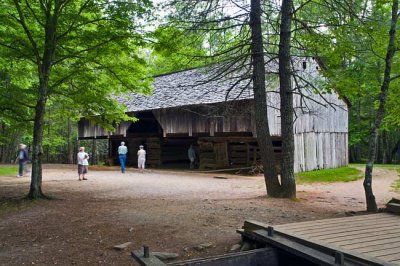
[78,60,348,172]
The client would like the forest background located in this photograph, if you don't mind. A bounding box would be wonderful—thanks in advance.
[1,0,399,169]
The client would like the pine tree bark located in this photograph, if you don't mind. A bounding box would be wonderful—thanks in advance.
[364,0,398,212]
[250,0,282,197]
[278,0,296,198]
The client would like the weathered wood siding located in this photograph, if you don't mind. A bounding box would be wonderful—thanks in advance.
[293,92,348,134]
[292,91,348,172]
[153,99,282,137]
[78,88,348,172]
[294,132,348,172]
[78,119,131,138]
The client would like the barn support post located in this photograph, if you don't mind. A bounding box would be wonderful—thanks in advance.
[92,138,97,165]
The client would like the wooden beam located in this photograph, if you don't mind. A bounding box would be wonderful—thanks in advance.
[168,248,278,266]
[387,203,400,214]
[131,249,166,266]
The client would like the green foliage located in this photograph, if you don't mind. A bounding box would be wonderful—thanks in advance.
[150,25,209,75]
[0,1,155,168]
[150,1,254,75]
[295,167,363,183]
[293,0,400,158]
[0,0,153,131]
[0,166,18,176]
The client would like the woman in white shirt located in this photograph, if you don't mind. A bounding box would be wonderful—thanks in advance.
[77,147,89,181]
[137,145,146,173]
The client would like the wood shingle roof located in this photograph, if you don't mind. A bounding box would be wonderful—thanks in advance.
[117,67,254,112]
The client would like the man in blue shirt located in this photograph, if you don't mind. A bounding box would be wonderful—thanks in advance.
[118,142,128,173]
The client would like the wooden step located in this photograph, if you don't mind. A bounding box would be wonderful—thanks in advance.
[386,203,400,214]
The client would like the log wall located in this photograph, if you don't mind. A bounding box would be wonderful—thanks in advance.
[197,137,282,171]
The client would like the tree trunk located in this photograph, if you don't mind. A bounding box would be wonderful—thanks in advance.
[278,0,296,198]
[382,131,391,164]
[0,123,5,163]
[27,95,47,199]
[349,145,360,163]
[250,0,281,197]
[27,2,59,199]
[364,0,398,212]
[392,139,400,163]
[67,119,74,164]
[92,138,97,165]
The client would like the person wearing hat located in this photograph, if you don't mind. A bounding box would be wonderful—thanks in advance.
[118,141,128,173]
[77,146,89,181]
[137,145,146,173]
[15,144,29,177]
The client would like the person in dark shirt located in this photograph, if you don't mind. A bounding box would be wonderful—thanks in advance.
[15,144,29,177]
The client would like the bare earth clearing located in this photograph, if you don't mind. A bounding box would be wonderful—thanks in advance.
[0,165,398,265]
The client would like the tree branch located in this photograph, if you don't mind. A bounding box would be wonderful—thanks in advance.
[12,0,42,65]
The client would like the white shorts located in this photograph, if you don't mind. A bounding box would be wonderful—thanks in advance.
[138,158,146,169]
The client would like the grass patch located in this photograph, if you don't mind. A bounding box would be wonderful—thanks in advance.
[350,163,400,171]
[0,165,18,176]
[391,168,400,193]
[296,167,362,184]
[393,179,400,193]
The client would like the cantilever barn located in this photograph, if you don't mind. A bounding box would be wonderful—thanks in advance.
[78,60,348,173]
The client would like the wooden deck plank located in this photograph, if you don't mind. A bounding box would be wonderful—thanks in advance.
[274,229,400,264]
[365,246,400,257]
[275,213,394,230]
[376,253,400,262]
[291,224,400,239]
[279,221,399,238]
[283,227,400,244]
[280,217,399,232]
[245,213,400,266]
[341,237,400,250]
[242,227,395,266]
[307,225,400,242]
[327,232,400,246]
[276,214,398,230]
[276,217,399,235]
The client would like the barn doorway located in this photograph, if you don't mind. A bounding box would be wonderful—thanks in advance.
[126,111,163,136]
[160,137,198,169]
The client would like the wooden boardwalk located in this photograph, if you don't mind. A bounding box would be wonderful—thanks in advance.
[241,212,400,265]
[274,213,400,265]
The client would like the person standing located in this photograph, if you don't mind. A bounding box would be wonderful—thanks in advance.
[188,145,196,169]
[137,145,146,173]
[15,144,29,177]
[118,141,128,173]
[77,147,89,181]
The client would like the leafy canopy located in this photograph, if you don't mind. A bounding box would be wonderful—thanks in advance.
[0,0,154,130]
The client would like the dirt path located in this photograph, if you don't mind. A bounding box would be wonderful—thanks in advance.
[0,165,398,265]
[298,167,399,211]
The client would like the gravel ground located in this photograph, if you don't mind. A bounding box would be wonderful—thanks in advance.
[0,165,398,265]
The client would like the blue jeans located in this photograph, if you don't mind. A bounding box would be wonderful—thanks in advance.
[18,161,26,176]
[119,154,126,173]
